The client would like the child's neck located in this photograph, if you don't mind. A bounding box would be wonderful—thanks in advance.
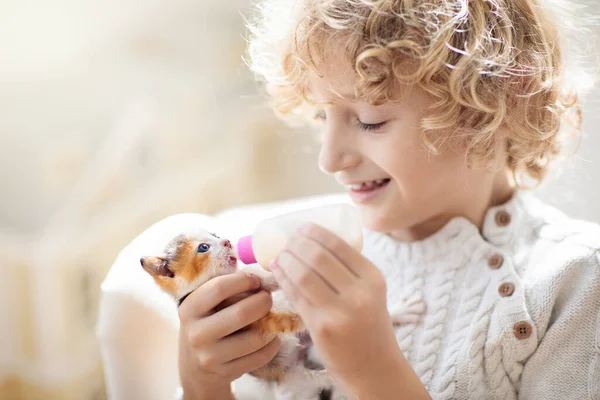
[389,169,515,243]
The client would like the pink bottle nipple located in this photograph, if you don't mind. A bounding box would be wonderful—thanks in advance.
[236,235,257,264]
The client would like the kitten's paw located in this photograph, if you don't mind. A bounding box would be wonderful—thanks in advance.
[390,297,427,325]
[254,311,304,335]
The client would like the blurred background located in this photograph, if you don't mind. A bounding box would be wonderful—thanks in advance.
[0,1,598,399]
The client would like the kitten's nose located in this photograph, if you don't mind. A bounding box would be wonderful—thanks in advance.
[222,239,232,248]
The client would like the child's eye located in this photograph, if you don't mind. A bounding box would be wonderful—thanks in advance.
[197,243,211,253]
[358,121,386,132]
[313,109,386,132]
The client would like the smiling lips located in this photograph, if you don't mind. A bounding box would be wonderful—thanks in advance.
[343,178,391,204]
[345,178,391,192]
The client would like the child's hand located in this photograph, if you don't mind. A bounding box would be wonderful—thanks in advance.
[270,223,417,397]
[177,272,280,400]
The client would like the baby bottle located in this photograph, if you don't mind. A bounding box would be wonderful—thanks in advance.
[236,203,363,270]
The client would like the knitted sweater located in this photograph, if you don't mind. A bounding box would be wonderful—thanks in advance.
[360,191,600,399]
[193,191,600,399]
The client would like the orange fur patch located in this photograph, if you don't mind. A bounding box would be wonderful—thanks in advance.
[143,235,214,297]
[161,237,212,282]
[154,276,177,296]
[171,239,212,283]
[251,311,304,335]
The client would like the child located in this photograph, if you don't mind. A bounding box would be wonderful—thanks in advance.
[176,0,600,398]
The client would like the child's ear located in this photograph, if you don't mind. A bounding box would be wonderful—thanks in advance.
[140,256,174,278]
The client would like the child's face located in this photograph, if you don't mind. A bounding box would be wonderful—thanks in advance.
[309,57,507,241]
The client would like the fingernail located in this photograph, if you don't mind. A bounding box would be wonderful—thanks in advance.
[270,259,279,270]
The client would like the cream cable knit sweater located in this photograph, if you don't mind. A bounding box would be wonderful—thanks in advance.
[358,191,600,399]
[180,191,600,399]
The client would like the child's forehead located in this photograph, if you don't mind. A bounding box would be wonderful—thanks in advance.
[306,64,360,104]
[306,66,410,108]
[304,44,411,106]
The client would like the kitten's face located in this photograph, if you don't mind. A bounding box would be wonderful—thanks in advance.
[140,230,238,300]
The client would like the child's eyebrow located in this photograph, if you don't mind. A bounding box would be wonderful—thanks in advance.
[328,87,360,103]
[334,92,359,102]
[312,93,359,107]
[308,85,359,105]
[313,100,334,107]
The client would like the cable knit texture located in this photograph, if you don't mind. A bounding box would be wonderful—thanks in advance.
[358,191,600,399]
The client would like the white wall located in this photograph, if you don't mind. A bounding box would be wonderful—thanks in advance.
[537,95,600,223]
[535,3,600,224]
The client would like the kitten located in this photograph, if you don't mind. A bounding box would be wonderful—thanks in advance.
[140,229,335,396]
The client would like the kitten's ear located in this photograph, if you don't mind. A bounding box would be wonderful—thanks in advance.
[140,256,174,278]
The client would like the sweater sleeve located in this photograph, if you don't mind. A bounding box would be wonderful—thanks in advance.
[518,250,600,399]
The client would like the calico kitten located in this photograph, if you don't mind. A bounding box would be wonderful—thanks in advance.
[140,229,334,392]
[139,230,302,333]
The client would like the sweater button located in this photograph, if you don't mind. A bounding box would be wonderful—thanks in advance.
[495,210,511,227]
[498,282,515,297]
[513,321,532,339]
[488,253,504,269]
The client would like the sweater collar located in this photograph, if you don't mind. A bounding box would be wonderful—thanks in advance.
[364,190,531,266]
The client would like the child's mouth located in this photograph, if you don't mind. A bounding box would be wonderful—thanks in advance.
[347,179,390,192]
[346,178,391,203]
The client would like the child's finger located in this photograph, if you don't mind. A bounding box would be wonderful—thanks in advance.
[178,272,261,321]
[285,232,355,289]
[196,291,273,341]
[297,223,364,277]
[274,251,338,305]
[270,259,317,318]
[224,336,281,378]
[206,329,277,366]
[216,289,261,310]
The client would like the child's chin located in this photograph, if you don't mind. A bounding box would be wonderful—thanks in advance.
[357,208,397,233]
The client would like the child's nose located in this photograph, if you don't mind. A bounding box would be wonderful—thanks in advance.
[318,137,361,174]
[221,239,232,248]
[318,119,361,174]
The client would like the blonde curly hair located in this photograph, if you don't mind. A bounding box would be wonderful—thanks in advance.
[245,0,595,186]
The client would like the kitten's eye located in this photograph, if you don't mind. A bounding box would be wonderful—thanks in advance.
[197,243,211,253]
